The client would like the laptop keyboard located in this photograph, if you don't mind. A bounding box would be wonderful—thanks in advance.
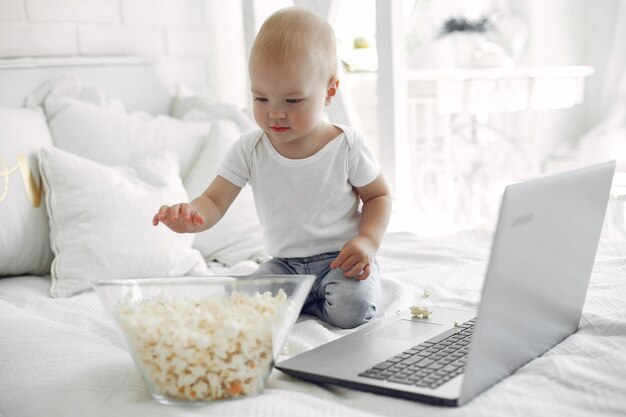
[359,318,476,389]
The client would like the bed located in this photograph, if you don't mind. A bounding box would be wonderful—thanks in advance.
[1,59,626,417]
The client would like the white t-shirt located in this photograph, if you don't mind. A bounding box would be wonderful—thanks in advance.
[217,125,380,258]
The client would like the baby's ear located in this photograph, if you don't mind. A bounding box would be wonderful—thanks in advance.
[325,79,340,105]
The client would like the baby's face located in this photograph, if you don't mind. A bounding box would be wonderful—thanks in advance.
[250,57,332,147]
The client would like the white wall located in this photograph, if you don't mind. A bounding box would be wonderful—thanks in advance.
[0,0,249,107]
[519,0,620,154]
[400,0,621,160]
[581,0,622,128]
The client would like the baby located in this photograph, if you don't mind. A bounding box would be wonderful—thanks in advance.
[153,7,392,329]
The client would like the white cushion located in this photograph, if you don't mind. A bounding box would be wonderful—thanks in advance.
[39,147,209,298]
[25,74,125,116]
[170,85,256,133]
[46,97,211,179]
[0,106,54,276]
[41,78,266,266]
[185,121,268,266]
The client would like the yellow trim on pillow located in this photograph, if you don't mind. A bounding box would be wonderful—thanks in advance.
[0,155,43,208]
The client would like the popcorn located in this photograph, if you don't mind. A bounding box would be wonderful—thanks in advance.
[114,290,289,401]
[410,305,431,319]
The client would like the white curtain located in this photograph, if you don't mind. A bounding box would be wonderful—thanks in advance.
[600,0,626,116]
[579,0,626,170]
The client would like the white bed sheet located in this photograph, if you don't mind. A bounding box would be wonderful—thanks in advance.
[1,229,625,417]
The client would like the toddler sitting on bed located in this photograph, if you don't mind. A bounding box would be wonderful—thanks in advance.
[153,7,392,329]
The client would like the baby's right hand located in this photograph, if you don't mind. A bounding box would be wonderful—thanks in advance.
[152,203,205,233]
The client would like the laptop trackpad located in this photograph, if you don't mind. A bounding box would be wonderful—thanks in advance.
[368,319,442,341]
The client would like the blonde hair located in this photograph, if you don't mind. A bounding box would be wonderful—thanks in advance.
[249,7,338,82]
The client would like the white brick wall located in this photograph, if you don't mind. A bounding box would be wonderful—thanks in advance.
[79,25,162,56]
[0,0,25,20]
[27,0,119,22]
[166,27,212,56]
[159,0,202,25]
[0,0,249,107]
[0,23,77,56]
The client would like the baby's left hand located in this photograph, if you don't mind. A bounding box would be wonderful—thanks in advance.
[330,235,377,280]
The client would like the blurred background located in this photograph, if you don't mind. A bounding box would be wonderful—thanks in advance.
[1,0,624,237]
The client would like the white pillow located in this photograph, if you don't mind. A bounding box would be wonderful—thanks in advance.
[0,107,54,276]
[39,147,209,298]
[25,74,125,116]
[170,85,256,133]
[185,121,268,266]
[45,97,211,179]
[40,79,266,266]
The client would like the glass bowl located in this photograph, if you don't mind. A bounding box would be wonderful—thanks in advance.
[93,275,314,405]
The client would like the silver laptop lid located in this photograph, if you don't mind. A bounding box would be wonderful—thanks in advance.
[458,161,615,405]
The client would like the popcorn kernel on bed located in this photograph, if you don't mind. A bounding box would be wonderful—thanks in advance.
[114,290,288,401]
[409,305,431,318]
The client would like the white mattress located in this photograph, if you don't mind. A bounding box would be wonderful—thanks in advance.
[1,229,625,416]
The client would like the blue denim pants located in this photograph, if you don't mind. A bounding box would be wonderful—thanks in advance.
[251,251,381,329]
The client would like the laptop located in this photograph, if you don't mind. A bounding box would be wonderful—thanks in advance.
[275,161,616,406]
